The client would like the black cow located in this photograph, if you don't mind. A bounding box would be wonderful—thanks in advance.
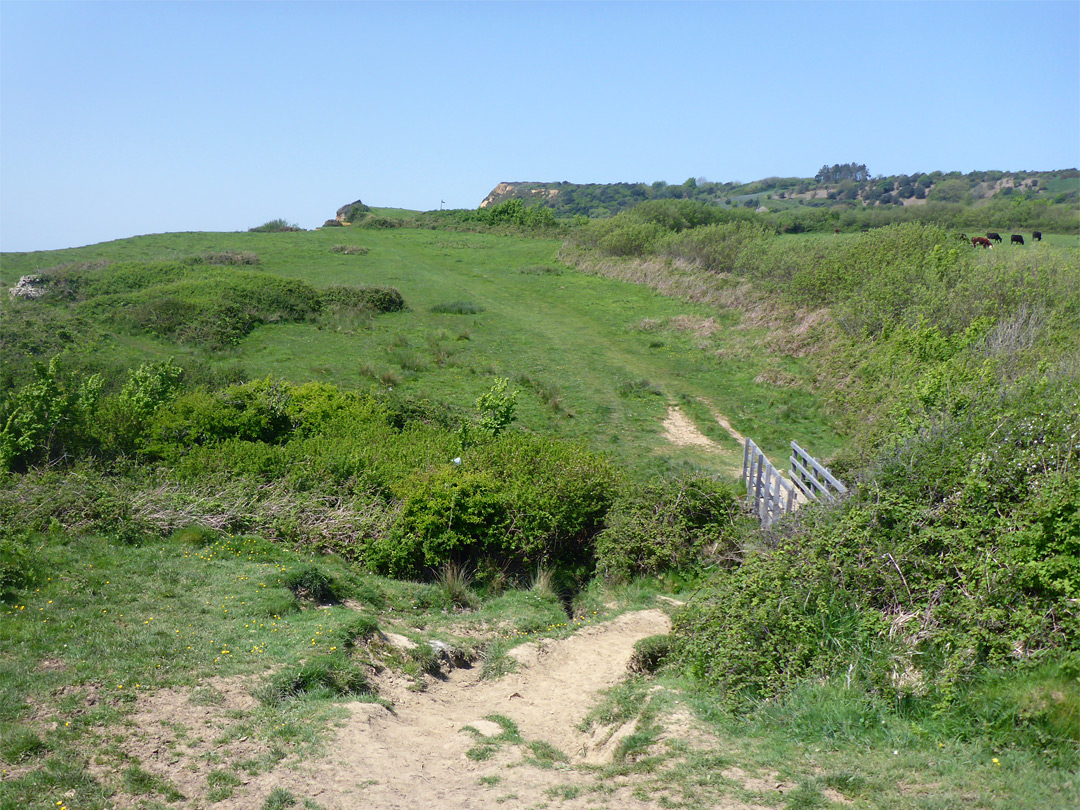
[1011,234,1025,245]
[1033,231,1042,241]
[987,232,1003,243]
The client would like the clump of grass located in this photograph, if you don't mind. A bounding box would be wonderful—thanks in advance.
[526,740,569,768]
[263,788,298,809]
[531,566,556,597]
[628,634,672,675]
[330,245,370,255]
[122,765,185,802]
[480,639,518,680]
[438,561,479,609]
[518,264,562,275]
[431,301,484,315]
[334,614,380,650]
[390,349,428,372]
[206,769,242,801]
[187,251,260,265]
[282,564,338,603]
[514,373,563,413]
[170,524,220,548]
[0,726,47,761]
[546,784,581,799]
[618,378,663,398]
[256,655,373,705]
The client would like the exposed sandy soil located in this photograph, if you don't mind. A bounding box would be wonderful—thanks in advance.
[661,404,745,478]
[108,607,794,809]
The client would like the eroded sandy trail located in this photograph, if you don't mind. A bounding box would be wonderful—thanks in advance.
[222,609,672,810]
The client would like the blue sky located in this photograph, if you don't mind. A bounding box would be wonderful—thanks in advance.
[2,1,1077,252]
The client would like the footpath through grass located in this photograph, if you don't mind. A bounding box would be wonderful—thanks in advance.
[3,528,1076,810]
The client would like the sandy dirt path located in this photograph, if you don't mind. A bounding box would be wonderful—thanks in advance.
[220,609,674,809]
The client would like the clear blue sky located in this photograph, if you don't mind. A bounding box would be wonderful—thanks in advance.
[2,0,1077,252]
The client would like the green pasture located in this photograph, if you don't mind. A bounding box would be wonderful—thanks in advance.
[2,226,841,477]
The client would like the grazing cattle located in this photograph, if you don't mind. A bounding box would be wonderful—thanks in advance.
[987,232,1003,243]
[834,228,840,235]
[1011,234,1025,245]
[972,236,993,248]
[1033,231,1042,241]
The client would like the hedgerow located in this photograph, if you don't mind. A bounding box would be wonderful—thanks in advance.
[671,369,1080,706]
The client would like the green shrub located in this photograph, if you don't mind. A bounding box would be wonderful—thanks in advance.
[330,244,369,255]
[343,203,371,223]
[186,251,260,265]
[94,359,184,458]
[368,432,617,580]
[596,476,741,581]
[431,301,483,315]
[322,284,403,313]
[147,378,294,461]
[248,219,301,233]
[0,534,34,595]
[87,268,324,349]
[0,355,103,471]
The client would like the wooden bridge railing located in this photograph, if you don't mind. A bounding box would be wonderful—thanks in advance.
[742,438,847,528]
[788,440,847,503]
[742,438,796,528]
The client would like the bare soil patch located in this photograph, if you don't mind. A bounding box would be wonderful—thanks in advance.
[97,608,783,809]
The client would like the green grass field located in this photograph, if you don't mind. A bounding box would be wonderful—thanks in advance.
[1,225,842,477]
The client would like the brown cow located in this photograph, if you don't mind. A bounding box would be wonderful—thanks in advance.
[972,236,993,248]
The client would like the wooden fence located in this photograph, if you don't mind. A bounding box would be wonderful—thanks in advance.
[788,440,847,504]
[742,439,797,528]
[742,438,847,528]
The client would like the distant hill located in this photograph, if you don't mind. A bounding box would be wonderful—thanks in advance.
[479,166,1080,220]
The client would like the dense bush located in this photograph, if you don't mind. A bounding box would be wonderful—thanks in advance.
[595,476,743,581]
[0,356,103,471]
[366,433,618,580]
[672,370,1080,706]
[146,378,295,461]
[321,284,404,313]
[248,219,301,233]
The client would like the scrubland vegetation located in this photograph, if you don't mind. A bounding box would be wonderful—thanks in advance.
[1,199,1077,808]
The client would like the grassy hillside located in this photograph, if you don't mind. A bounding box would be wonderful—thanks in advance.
[478,168,1080,233]
[2,211,1078,808]
[1,225,839,477]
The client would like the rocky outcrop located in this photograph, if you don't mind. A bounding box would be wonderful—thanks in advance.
[335,199,370,222]
[480,183,561,208]
[9,275,48,300]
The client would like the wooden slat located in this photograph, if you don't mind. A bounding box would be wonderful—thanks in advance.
[789,456,831,501]
[790,441,847,493]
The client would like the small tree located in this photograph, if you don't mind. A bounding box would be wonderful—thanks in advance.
[475,378,517,436]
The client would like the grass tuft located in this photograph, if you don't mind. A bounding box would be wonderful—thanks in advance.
[431,301,484,315]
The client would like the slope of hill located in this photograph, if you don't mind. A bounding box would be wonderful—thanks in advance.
[479,166,1080,232]
[2,215,1077,809]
